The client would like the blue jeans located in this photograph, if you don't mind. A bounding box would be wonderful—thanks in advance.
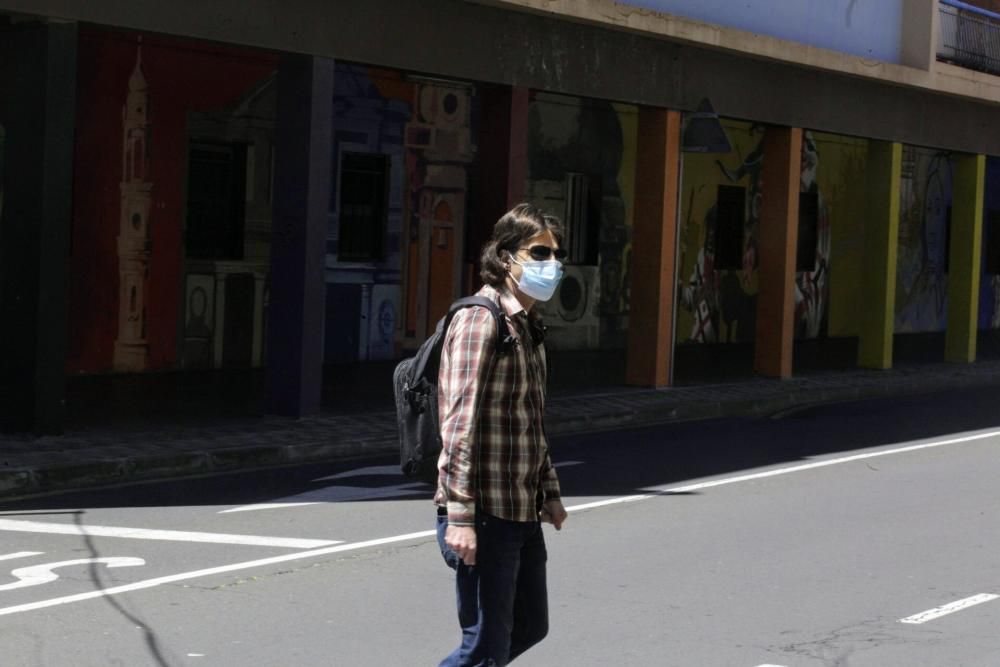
[437,511,549,666]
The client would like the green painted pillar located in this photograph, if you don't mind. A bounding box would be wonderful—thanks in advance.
[945,154,986,363]
[858,141,902,370]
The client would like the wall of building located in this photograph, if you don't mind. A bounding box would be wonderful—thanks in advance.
[68,27,277,373]
[6,0,1000,155]
[620,0,904,64]
[677,123,872,347]
[814,132,868,340]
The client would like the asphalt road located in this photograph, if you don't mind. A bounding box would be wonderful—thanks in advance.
[4,386,1000,666]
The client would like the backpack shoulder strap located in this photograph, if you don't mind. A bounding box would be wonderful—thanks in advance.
[448,296,515,354]
[410,296,515,385]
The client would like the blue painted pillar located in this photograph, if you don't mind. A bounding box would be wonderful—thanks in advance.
[266,55,334,417]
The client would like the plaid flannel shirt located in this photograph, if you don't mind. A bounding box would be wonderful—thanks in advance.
[434,285,561,526]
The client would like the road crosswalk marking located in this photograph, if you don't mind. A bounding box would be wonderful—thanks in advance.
[900,593,1000,624]
[0,519,339,549]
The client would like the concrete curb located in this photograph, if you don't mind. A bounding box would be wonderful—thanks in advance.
[2,368,1000,500]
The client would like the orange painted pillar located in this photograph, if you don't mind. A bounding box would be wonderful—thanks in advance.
[626,108,681,387]
[754,126,802,379]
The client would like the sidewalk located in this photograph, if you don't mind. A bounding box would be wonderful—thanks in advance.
[4,359,1000,500]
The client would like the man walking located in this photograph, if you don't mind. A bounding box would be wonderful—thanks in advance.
[435,203,569,666]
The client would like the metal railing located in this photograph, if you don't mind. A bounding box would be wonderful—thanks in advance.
[938,0,1000,75]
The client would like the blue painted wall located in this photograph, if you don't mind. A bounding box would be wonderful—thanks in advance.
[621,0,904,64]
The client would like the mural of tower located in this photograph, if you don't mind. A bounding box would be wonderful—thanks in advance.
[113,41,153,371]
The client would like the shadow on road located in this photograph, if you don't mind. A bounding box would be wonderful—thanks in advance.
[5,385,1000,512]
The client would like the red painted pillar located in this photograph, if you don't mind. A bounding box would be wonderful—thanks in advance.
[754,126,802,379]
[626,108,681,387]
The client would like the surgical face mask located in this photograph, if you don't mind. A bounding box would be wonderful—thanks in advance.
[509,256,564,302]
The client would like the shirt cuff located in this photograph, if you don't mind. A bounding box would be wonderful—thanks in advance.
[542,481,561,502]
[447,501,476,526]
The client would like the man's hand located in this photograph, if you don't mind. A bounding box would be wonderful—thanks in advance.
[540,499,568,530]
[445,524,477,566]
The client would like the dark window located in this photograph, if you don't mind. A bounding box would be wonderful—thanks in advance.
[714,185,745,271]
[185,143,247,260]
[944,205,952,275]
[986,211,1000,274]
[797,191,819,272]
[564,173,602,265]
[338,153,389,262]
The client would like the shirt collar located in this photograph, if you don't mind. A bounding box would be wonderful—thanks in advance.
[483,285,527,319]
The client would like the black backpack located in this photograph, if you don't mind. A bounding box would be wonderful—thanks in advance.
[394,296,515,483]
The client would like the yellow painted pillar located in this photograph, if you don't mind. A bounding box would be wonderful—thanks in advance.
[858,141,902,369]
[626,108,680,387]
[945,154,986,363]
[754,127,801,379]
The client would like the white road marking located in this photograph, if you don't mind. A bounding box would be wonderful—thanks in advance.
[1,429,996,617]
[220,482,429,513]
[0,519,339,549]
[553,460,584,468]
[0,530,436,616]
[0,557,145,591]
[900,593,1000,624]
[0,552,43,562]
[568,429,1000,513]
[313,465,402,482]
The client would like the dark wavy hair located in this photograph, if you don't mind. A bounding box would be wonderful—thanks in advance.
[480,203,564,288]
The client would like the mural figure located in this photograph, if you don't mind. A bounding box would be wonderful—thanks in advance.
[793,131,831,339]
[682,128,833,343]
[113,42,153,371]
[681,128,763,344]
[896,150,952,332]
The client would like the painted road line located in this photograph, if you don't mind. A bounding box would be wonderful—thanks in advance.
[1,429,997,617]
[900,594,1000,625]
[568,429,1000,514]
[0,557,146,592]
[0,530,437,616]
[220,482,429,513]
[224,465,585,513]
[0,519,340,549]
[0,552,43,562]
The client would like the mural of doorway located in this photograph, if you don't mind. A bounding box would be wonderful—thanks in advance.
[402,80,475,343]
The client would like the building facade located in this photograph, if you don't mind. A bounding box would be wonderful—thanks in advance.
[1,0,1000,432]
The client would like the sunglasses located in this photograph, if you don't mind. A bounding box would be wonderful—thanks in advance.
[519,245,568,261]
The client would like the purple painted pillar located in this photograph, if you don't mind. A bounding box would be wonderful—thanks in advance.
[266,55,334,417]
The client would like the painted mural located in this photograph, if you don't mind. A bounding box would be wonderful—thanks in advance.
[113,44,153,371]
[326,66,480,362]
[677,120,762,345]
[895,146,953,333]
[69,28,278,373]
[522,92,637,351]
[678,124,867,345]
[978,157,1000,330]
